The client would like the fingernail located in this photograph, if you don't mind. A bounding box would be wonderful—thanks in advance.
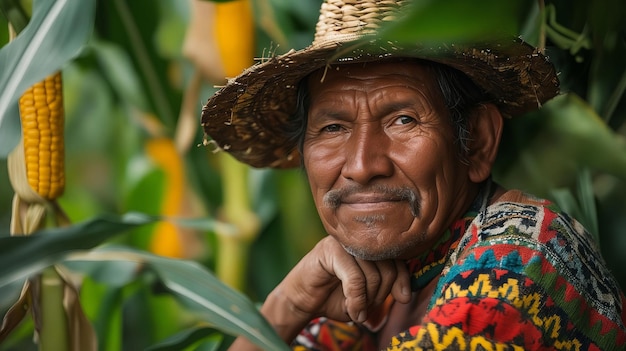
[402,286,410,296]
[357,310,367,323]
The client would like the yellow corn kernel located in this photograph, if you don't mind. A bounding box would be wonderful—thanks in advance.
[18,72,65,200]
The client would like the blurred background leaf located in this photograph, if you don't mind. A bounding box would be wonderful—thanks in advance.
[380,0,531,43]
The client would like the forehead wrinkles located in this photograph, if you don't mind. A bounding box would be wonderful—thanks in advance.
[309,80,440,121]
[307,63,443,109]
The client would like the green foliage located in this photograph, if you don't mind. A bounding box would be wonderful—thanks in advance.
[0,0,28,33]
[380,0,532,43]
[68,248,289,351]
[145,325,228,351]
[0,0,625,349]
[0,213,155,289]
[0,215,288,350]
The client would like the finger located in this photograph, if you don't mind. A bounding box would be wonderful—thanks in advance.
[354,258,384,305]
[370,259,398,305]
[390,260,411,304]
[331,253,369,323]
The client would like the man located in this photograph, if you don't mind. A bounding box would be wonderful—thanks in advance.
[201,1,626,350]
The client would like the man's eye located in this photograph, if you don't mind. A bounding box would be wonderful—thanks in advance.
[394,115,416,125]
[322,124,342,132]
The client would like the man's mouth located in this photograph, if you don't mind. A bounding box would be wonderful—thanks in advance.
[341,194,403,212]
[323,185,420,217]
[342,193,403,204]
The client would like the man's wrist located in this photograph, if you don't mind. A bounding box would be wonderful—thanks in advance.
[260,287,313,343]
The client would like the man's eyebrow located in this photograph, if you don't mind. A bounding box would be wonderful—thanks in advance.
[378,100,425,115]
[308,107,350,120]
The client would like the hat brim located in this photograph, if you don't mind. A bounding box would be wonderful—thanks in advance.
[201,37,559,168]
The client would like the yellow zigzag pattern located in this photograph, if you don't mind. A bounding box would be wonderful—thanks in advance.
[438,273,559,333]
[388,324,584,351]
[386,273,586,350]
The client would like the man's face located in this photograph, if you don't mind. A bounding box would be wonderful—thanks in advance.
[303,61,477,261]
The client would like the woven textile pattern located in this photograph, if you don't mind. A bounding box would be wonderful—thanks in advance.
[292,188,626,350]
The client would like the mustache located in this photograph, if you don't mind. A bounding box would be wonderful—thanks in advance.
[323,184,420,217]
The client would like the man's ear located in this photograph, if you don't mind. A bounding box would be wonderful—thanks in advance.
[466,103,503,183]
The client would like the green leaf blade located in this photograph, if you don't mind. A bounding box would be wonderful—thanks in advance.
[66,249,291,351]
[0,212,155,287]
[378,0,531,44]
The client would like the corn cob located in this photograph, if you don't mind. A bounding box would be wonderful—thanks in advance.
[18,71,65,200]
[146,137,185,258]
[214,0,255,77]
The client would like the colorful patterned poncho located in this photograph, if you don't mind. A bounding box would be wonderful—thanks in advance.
[292,184,626,350]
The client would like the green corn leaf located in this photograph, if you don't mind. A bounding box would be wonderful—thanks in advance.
[0,212,155,287]
[0,212,289,350]
[65,248,290,351]
[146,325,225,351]
[378,0,530,44]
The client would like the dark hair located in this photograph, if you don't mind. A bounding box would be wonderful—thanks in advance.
[286,59,492,165]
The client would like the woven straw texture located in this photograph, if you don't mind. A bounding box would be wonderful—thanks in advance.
[201,0,559,168]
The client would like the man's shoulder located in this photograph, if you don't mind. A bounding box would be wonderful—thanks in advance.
[477,189,588,246]
[440,188,626,342]
[463,188,609,277]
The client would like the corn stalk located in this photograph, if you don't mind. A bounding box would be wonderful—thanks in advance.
[1,6,95,349]
[212,0,259,291]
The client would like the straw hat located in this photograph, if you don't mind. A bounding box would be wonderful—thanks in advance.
[201,0,560,168]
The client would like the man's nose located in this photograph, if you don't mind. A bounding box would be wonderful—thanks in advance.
[341,127,393,185]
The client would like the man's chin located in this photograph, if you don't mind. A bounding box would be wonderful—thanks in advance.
[341,242,404,261]
[336,227,430,261]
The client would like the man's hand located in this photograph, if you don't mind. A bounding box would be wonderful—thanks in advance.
[261,236,411,343]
